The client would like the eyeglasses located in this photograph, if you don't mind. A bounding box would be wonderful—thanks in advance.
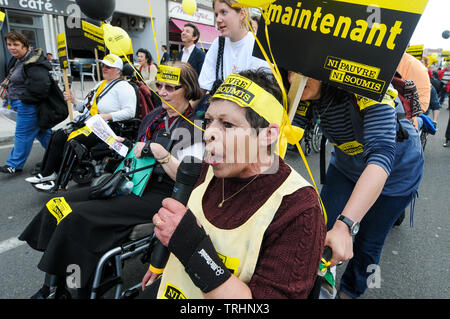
[155,82,183,93]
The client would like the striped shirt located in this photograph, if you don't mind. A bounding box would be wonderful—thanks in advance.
[309,94,397,176]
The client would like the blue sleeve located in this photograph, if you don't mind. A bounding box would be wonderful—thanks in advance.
[362,103,397,175]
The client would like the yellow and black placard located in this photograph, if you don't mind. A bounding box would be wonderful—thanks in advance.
[57,32,69,69]
[46,197,72,225]
[254,0,429,101]
[81,20,106,53]
[406,44,424,60]
[0,11,5,31]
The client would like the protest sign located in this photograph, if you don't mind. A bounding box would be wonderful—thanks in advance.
[406,44,424,60]
[0,11,5,31]
[254,0,429,101]
[57,32,73,120]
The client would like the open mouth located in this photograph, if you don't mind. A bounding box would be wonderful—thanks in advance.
[204,150,224,165]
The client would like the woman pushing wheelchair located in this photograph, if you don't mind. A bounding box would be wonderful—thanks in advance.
[19,61,204,299]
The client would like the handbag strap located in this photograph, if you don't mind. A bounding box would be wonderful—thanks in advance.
[124,162,157,177]
[215,36,225,82]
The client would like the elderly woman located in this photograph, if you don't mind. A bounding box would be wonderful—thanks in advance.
[19,61,204,299]
[25,54,136,191]
[141,69,326,299]
[1,31,52,174]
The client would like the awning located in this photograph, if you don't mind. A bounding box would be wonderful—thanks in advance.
[170,18,220,45]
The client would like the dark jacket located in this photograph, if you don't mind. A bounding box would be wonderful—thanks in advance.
[6,48,52,105]
[177,46,205,76]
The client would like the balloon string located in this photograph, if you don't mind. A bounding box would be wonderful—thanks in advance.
[104,30,204,132]
[246,10,327,224]
[147,0,160,63]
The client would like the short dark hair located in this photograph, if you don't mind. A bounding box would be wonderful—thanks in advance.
[4,31,30,49]
[136,48,153,64]
[162,45,167,50]
[184,23,200,44]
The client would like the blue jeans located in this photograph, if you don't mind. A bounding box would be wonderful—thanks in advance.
[321,164,414,298]
[5,100,51,170]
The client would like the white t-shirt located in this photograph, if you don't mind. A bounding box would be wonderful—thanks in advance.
[198,32,270,91]
[75,80,137,122]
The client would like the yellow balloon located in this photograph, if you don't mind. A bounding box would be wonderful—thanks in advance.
[102,23,132,56]
[182,0,197,15]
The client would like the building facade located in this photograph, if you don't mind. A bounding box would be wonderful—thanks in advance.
[1,0,219,80]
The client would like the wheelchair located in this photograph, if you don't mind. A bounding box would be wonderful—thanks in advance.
[89,223,157,299]
[87,224,332,299]
[38,118,142,192]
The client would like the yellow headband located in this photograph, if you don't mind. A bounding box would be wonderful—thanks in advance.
[156,65,181,85]
[212,74,303,158]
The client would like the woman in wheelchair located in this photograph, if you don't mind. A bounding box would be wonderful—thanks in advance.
[24,53,137,192]
[140,69,326,299]
[19,61,204,299]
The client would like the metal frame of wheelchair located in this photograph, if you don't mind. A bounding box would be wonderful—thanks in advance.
[90,226,157,299]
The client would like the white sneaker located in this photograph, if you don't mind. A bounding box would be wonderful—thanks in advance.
[25,173,57,184]
[34,181,56,192]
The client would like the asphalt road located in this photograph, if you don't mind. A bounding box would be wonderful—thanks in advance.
[0,109,449,299]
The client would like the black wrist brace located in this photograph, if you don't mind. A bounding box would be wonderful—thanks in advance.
[168,209,231,293]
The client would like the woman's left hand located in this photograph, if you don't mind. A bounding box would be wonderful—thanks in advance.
[153,198,189,247]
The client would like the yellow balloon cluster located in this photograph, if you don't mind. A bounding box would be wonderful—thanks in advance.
[102,23,133,57]
[182,0,197,15]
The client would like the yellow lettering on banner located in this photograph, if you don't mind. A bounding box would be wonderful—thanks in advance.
[46,197,72,225]
[162,283,187,299]
[266,2,414,51]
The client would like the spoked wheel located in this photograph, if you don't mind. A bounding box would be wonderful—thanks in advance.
[312,123,323,153]
[72,162,96,185]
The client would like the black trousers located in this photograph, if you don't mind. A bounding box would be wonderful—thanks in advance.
[40,129,101,177]
[19,181,171,290]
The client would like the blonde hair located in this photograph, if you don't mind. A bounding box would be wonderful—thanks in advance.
[213,0,250,30]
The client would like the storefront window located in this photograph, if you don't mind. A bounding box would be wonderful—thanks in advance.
[8,14,34,25]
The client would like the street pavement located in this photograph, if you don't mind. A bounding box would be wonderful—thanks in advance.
[0,90,449,299]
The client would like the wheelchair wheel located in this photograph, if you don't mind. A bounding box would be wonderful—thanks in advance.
[304,141,312,156]
[72,162,96,185]
[312,123,323,153]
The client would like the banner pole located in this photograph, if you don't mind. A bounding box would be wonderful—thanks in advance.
[287,73,307,123]
[94,48,101,81]
[63,68,73,121]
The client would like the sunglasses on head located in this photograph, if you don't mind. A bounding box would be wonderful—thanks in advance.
[155,82,182,93]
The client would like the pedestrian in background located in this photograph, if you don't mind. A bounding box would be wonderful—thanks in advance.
[177,23,205,77]
[160,45,170,64]
[0,31,52,174]
[137,48,158,88]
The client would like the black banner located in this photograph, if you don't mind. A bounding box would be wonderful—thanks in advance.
[254,0,428,101]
